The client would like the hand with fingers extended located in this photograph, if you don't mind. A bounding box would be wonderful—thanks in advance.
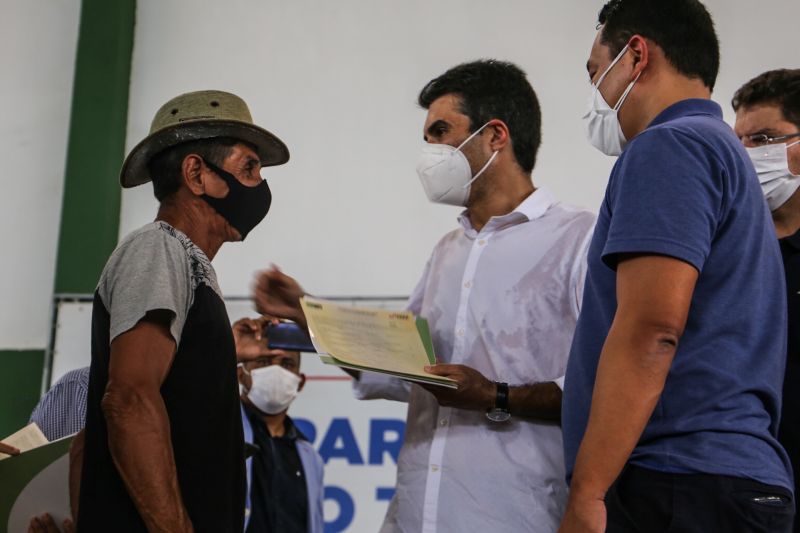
[421,364,496,411]
[253,266,307,328]
[231,316,275,362]
[0,441,20,456]
[28,513,75,533]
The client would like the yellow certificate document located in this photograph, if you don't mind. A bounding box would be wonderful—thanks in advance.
[300,297,456,388]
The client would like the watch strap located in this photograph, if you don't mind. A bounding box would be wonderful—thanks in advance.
[495,382,509,412]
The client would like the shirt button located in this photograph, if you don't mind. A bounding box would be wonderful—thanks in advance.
[457,328,464,336]
[464,281,472,289]
[440,419,448,427]
[431,465,440,472]
[478,239,486,246]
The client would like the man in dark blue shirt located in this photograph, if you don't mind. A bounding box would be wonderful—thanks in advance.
[734,69,800,533]
[561,2,794,532]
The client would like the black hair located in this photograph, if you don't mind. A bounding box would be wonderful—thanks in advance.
[147,137,240,201]
[417,59,541,174]
[732,69,800,130]
[598,0,720,91]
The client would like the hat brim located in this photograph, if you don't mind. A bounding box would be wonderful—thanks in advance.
[120,119,290,188]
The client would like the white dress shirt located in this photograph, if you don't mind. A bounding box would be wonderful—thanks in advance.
[354,187,596,532]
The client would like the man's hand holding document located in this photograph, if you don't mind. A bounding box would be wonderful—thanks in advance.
[299,296,457,388]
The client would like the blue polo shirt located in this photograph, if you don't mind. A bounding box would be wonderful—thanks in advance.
[563,99,793,491]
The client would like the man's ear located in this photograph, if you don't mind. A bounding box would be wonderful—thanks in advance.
[298,373,306,392]
[486,119,511,153]
[181,154,206,196]
[627,35,650,80]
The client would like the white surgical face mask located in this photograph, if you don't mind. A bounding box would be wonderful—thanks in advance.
[583,45,641,157]
[242,365,301,415]
[416,122,499,206]
[747,140,800,211]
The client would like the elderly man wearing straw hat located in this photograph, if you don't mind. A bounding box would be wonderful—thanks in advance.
[75,90,288,533]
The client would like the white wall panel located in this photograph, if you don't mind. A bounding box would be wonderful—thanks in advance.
[0,0,80,348]
[120,1,799,301]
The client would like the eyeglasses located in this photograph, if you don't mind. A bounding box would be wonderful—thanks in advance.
[744,132,800,147]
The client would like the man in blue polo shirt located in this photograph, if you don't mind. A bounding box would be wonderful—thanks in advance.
[560,1,794,532]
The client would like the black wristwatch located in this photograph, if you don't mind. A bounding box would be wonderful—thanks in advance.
[486,382,511,422]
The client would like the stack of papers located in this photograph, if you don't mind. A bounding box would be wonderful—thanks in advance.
[300,297,457,389]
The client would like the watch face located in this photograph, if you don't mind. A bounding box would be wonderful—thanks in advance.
[486,408,511,422]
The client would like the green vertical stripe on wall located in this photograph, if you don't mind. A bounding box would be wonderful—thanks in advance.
[0,351,44,437]
[54,0,136,294]
[5,0,138,436]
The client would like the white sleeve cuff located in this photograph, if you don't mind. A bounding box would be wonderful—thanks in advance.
[352,371,412,403]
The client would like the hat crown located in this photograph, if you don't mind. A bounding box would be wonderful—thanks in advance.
[150,90,254,134]
[120,89,289,188]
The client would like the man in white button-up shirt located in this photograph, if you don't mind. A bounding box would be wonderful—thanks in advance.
[255,60,595,532]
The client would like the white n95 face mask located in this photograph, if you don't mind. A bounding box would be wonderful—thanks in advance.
[416,122,499,206]
[244,365,301,415]
[747,141,800,211]
[583,45,641,157]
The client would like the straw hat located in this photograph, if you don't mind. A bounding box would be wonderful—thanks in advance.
[120,90,289,188]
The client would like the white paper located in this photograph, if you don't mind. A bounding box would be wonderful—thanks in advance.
[0,423,48,461]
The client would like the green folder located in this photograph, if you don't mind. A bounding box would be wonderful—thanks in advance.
[0,436,73,532]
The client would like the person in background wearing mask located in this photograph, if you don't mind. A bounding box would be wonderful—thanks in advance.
[254,60,596,532]
[734,68,800,533]
[77,90,289,533]
[232,317,323,533]
[560,2,793,532]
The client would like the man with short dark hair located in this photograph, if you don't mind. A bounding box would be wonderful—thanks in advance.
[734,69,800,236]
[734,68,800,532]
[77,90,289,532]
[561,2,794,532]
[255,60,595,532]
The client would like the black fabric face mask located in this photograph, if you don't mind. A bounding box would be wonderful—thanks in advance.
[201,159,272,240]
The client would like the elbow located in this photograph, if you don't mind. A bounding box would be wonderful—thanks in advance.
[618,309,685,357]
[628,321,683,378]
[647,324,682,355]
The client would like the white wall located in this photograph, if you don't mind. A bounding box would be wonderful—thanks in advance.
[120,0,800,302]
[0,0,80,349]
[0,0,797,352]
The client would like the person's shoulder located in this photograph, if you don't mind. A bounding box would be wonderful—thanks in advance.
[543,201,597,235]
[96,222,198,303]
[549,202,596,224]
[424,226,464,257]
[118,221,189,255]
[635,112,732,154]
[105,222,183,264]
[51,366,91,388]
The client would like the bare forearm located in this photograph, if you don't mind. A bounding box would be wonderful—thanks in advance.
[103,389,193,532]
[69,429,85,520]
[508,382,562,422]
[570,326,676,500]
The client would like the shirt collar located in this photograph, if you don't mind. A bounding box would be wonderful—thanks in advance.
[457,186,557,236]
[647,98,722,129]
[245,404,303,441]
